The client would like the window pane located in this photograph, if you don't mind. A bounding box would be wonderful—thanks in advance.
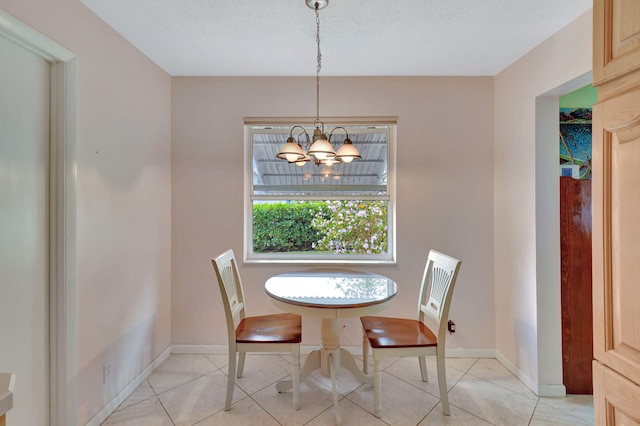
[252,126,388,196]
[246,121,395,264]
[252,200,389,255]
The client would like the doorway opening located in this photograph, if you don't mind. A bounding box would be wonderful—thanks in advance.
[0,9,78,425]
[535,71,592,397]
[558,85,596,394]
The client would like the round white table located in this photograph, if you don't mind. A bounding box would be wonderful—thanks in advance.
[265,270,397,421]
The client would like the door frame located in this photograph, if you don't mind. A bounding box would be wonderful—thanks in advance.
[535,71,592,395]
[0,10,78,426]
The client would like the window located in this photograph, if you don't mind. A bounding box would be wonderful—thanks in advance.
[244,118,396,264]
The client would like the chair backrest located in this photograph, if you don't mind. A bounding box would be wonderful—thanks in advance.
[417,250,462,341]
[212,249,246,345]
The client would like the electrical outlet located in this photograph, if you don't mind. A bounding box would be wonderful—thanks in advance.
[103,361,112,384]
[447,320,456,334]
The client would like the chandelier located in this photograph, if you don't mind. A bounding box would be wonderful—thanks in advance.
[276,0,361,167]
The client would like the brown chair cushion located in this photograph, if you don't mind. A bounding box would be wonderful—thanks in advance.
[361,316,438,349]
[236,313,302,343]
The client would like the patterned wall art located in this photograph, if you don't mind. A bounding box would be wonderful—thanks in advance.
[559,107,592,179]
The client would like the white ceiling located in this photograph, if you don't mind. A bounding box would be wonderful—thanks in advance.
[80,0,592,77]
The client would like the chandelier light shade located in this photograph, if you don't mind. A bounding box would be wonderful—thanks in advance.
[307,128,335,161]
[276,0,361,167]
[294,151,312,167]
[335,138,361,163]
[276,136,306,162]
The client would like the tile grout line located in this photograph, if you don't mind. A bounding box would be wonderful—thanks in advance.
[155,393,177,426]
[146,354,223,425]
[462,366,539,401]
[527,398,542,425]
[249,395,286,426]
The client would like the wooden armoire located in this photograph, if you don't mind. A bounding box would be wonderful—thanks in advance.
[592,0,640,423]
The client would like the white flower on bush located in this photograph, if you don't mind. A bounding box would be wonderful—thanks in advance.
[311,200,387,254]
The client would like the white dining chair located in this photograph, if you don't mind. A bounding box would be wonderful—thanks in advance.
[212,249,302,411]
[360,249,462,417]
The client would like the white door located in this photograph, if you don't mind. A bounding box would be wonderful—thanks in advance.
[0,35,51,425]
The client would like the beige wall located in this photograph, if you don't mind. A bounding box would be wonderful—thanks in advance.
[171,76,495,351]
[493,9,592,392]
[0,1,172,424]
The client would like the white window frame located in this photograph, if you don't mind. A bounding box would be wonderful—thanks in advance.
[243,117,397,264]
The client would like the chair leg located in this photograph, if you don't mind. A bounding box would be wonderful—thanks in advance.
[373,355,382,418]
[436,350,450,416]
[418,355,428,382]
[225,351,237,411]
[292,347,300,411]
[237,351,246,378]
[362,331,369,375]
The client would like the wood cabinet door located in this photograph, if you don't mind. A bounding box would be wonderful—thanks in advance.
[592,86,640,387]
[593,362,640,424]
[593,0,640,86]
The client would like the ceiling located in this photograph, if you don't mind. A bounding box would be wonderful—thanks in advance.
[80,0,592,77]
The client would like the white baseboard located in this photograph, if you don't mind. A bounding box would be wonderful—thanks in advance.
[495,351,537,394]
[495,351,566,397]
[172,344,496,359]
[537,384,567,397]
[445,348,496,358]
[85,346,171,426]
[172,344,319,355]
[171,344,228,354]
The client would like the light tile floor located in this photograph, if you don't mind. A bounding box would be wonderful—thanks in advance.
[102,353,594,426]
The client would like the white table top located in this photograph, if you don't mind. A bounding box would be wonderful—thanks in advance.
[265,270,397,309]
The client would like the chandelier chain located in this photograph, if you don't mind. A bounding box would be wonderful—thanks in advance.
[315,3,322,124]
[275,0,360,165]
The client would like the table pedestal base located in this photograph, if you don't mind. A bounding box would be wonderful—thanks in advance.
[275,319,372,424]
[276,348,370,425]
[276,347,372,393]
